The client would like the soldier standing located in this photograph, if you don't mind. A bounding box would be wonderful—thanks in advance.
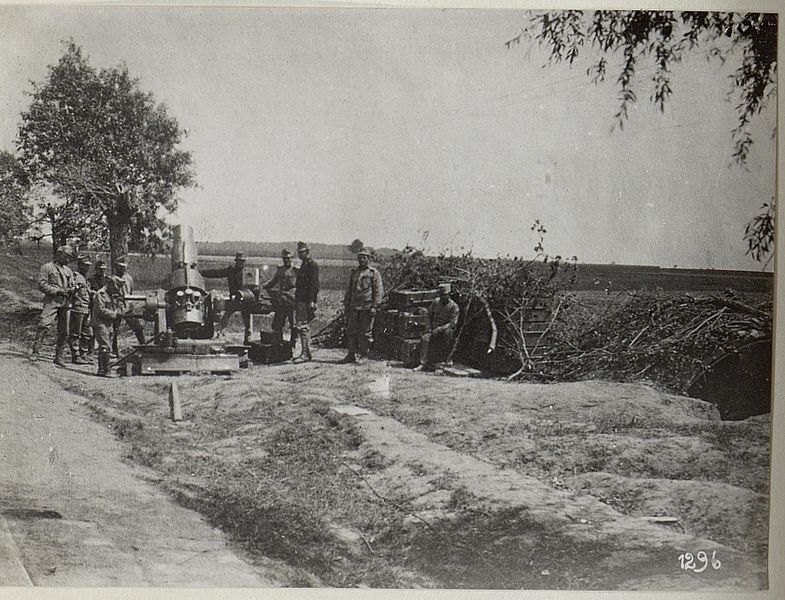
[85,259,108,356]
[263,248,298,347]
[340,248,383,365]
[111,257,146,355]
[31,244,76,366]
[413,283,460,371]
[68,255,92,364]
[293,241,319,363]
[92,276,122,377]
[201,251,252,344]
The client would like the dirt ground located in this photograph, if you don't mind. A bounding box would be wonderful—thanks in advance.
[10,334,769,590]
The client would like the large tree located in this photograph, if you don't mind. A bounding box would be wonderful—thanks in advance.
[508,11,777,263]
[0,150,33,247]
[16,41,195,264]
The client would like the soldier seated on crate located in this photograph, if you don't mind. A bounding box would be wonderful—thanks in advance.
[339,247,383,365]
[413,283,459,372]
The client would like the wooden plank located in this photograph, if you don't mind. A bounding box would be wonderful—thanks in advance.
[138,353,239,374]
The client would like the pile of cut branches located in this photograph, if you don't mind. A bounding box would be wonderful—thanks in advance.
[528,291,772,392]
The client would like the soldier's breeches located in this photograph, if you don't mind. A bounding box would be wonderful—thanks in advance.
[347,309,373,356]
[94,324,113,351]
[39,305,69,336]
[68,312,87,348]
[295,301,312,331]
[271,307,294,332]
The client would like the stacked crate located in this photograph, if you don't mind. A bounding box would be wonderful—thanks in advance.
[248,330,293,364]
[374,289,438,367]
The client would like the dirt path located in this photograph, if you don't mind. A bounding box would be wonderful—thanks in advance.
[0,347,279,586]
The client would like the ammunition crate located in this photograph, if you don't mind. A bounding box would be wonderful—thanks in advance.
[399,338,421,368]
[249,342,292,364]
[397,313,428,339]
[259,330,283,345]
[388,289,438,311]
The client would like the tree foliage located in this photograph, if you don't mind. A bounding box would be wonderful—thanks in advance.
[0,151,33,247]
[348,238,365,254]
[16,41,195,263]
[508,11,777,262]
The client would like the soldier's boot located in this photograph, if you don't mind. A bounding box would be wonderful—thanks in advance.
[97,350,111,377]
[53,336,67,367]
[303,330,313,360]
[30,328,46,356]
[243,330,252,346]
[72,344,89,365]
[289,327,299,351]
[292,331,312,363]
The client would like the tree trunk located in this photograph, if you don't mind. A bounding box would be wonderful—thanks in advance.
[48,208,67,258]
[107,213,130,271]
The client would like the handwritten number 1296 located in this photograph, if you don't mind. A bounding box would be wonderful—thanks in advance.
[679,551,721,573]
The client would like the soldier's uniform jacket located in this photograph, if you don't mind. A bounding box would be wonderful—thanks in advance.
[428,297,460,335]
[91,287,120,327]
[71,271,91,315]
[295,258,320,304]
[114,272,134,311]
[38,261,74,309]
[201,264,245,295]
[264,265,297,307]
[344,265,383,310]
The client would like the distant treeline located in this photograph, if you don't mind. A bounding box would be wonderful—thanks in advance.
[17,243,774,294]
[195,240,396,260]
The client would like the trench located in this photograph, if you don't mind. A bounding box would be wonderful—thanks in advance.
[687,340,772,421]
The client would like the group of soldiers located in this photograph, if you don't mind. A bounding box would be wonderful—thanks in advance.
[203,241,320,363]
[32,244,145,376]
[33,240,460,374]
[256,242,458,369]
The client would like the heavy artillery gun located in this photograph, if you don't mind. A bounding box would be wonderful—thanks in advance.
[119,224,274,375]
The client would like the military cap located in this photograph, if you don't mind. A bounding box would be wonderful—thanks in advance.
[114,257,128,268]
[94,259,108,270]
[356,248,371,257]
[438,283,452,294]
[297,241,309,251]
[77,254,92,265]
[235,251,246,261]
[57,244,74,257]
[281,248,293,258]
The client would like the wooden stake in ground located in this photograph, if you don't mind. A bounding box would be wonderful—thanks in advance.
[169,382,182,422]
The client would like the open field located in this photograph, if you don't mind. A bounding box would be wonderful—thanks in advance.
[1,244,772,589]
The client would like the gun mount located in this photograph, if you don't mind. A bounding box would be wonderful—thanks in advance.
[121,225,250,375]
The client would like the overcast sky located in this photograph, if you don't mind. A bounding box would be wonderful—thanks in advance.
[0,5,777,270]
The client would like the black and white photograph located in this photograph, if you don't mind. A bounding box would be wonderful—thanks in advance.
[0,2,781,597]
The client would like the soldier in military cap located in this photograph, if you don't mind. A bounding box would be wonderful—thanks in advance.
[68,254,93,364]
[111,256,146,355]
[340,248,383,364]
[31,244,76,366]
[293,241,319,362]
[263,248,298,347]
[414,282,460,371]
[92,276,123,377]
[201,251,253,343]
